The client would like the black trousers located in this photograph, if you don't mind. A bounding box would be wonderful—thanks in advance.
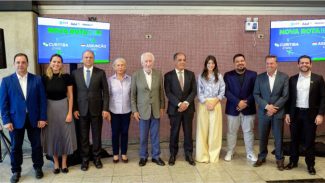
[110,112,131,155]
[289,108,317,167]
[9,114,43,173]
[168,112,194,157]
[79,113,103,160]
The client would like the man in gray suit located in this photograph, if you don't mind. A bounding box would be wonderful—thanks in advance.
[131,52,165,167]
[253,55,289,171]
[72,50,110,171]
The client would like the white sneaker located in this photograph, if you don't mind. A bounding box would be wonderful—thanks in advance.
[224,151,234,161]
[247,154,257,162]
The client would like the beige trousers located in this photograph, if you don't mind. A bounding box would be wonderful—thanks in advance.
[195,101,222,163]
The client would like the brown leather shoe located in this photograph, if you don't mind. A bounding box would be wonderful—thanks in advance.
[276,159,285,171]
[253,158,266,167]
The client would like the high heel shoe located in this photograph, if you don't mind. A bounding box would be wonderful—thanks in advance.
[53,168,60,174]
[61,167,69,173]
[113,155,119,163]
[121,155,128,163]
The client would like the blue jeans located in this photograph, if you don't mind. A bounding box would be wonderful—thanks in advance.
[258,116,284,160]
[139,117,161,159]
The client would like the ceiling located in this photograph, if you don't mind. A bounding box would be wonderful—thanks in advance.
[35,0,325,7]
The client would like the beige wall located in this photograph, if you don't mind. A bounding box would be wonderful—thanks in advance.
[0,12,38,79]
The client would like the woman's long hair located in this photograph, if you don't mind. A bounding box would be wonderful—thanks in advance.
[46,54,64,79]
[201,55,219,82]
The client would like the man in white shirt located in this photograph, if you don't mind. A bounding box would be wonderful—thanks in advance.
[0,53,47,183]
[284,55,325,175]
[131,52,165,167]
[253,55,289,170]
[72,50,109,171]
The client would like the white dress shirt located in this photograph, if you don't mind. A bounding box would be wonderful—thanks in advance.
[267,70,277,92]
[143,69,152,90]
[296,72,311,108]
[16,72,28,99]
[83,66,93,85]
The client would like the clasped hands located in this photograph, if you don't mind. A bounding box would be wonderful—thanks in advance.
[236,100,248,111]
[178,102,189,112]
[265,104,279,116]
[205,98,219,111]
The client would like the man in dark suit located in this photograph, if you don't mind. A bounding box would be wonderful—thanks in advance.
[224,53,257,162]
[72,50,109,171]
[253,55,289,171]
[284,55,325,175]
[0,53,47,183]
[164,52,197,166]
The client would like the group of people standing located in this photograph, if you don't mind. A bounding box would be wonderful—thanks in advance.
[0,50,324,183]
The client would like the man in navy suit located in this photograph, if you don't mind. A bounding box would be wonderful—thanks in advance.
[164,52,197,166]
[284,55,325,175]
[253,55,289,170]
[224,54,257,162]
[0,53,47,183]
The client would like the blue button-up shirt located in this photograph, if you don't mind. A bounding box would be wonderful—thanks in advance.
[197,73,225,104]
[108,74,131,114]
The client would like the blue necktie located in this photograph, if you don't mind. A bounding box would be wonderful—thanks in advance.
[86,69,91,88]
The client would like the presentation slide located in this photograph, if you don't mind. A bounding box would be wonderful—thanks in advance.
[270,19,325,62]
[38,17,110,64]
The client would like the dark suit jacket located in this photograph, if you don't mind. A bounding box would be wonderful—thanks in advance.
[224,69,257,116]
[0,73,47,129]
[164,69,197,115]
[253,71,289,119]
[286,73,325,118]
[72,67,109,116]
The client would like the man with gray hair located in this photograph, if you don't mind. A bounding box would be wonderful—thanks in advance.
[131,52,165,166]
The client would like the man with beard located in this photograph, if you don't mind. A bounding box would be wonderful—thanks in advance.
[224,54,258,162]
[253,55,289,171]
[284,55,325,175]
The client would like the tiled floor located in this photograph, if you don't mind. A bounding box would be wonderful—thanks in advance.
[1,140,325,183]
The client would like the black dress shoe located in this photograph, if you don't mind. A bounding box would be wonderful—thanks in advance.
[35,168,44,179]
[284,162,298,170]
[152,158,165,166]
[308,166,316,175]
[139,158,147,166]
[94,159,103,169]
[168,156,176,166]
[81,160,89,171]
[10,172,21,183]
[185,156,196,166]
[53,168,60,174]
[61,168,69,173]
[253,158,266,167]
